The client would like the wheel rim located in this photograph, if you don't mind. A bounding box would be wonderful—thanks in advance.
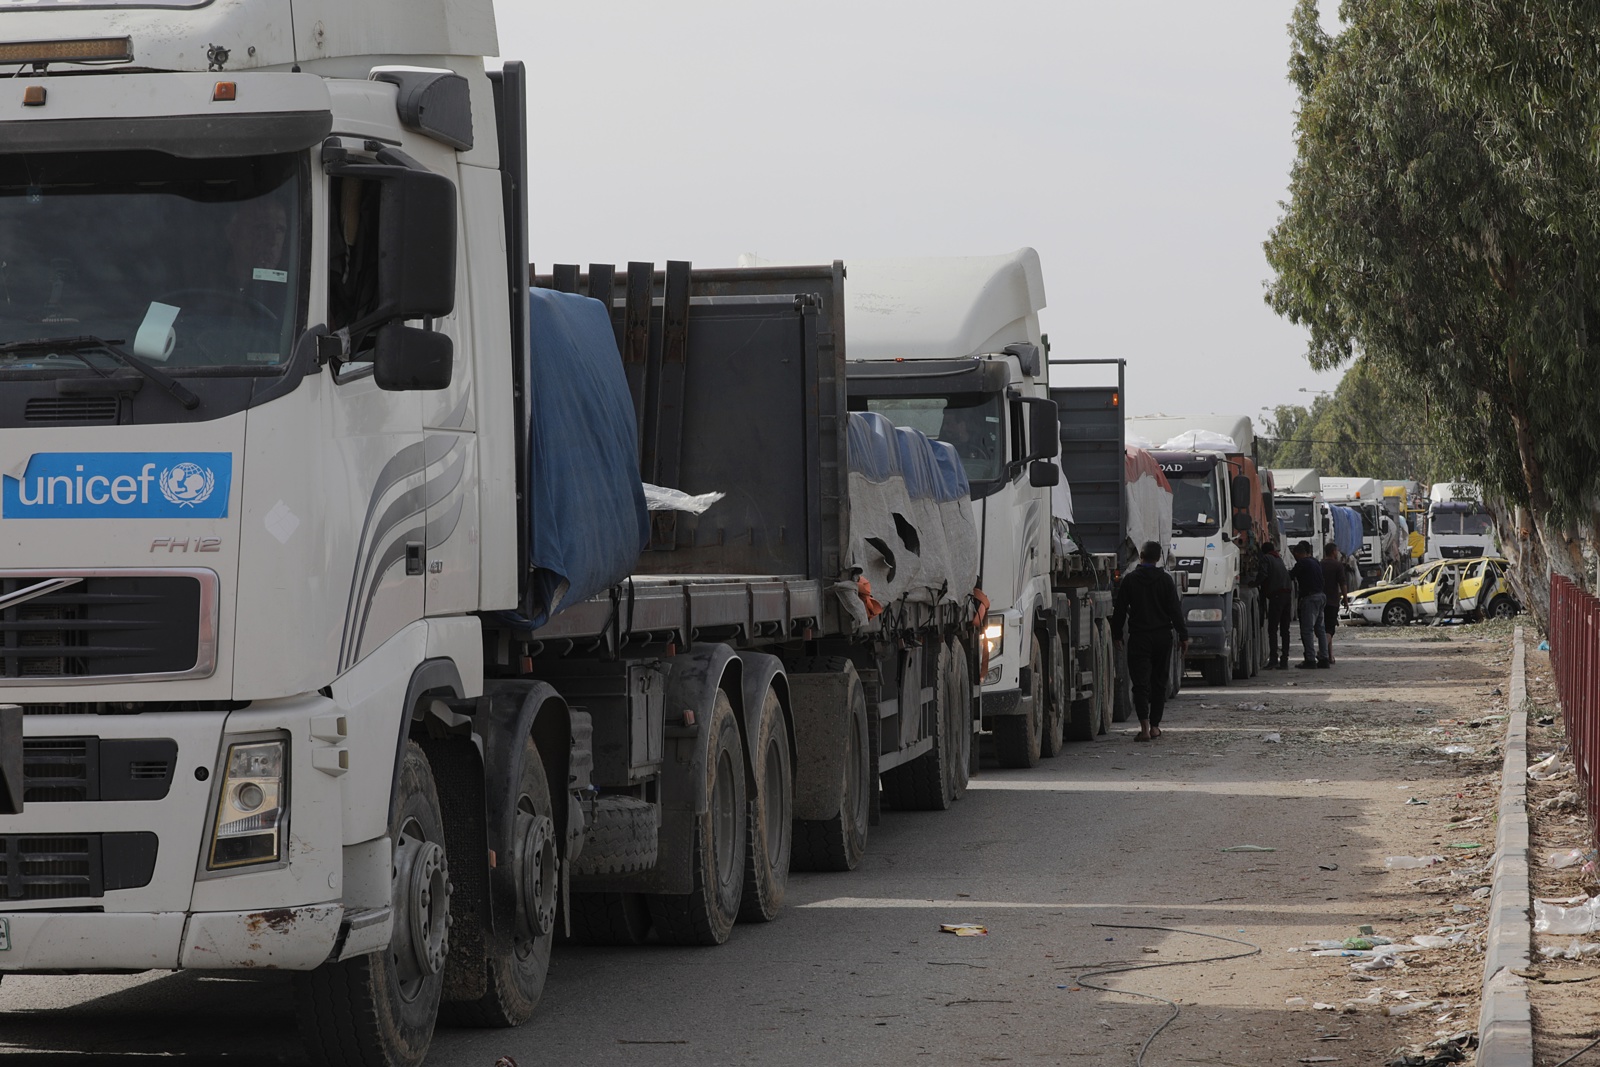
[713,747,738,887]
[845,691,868,835]
[763,735,788,862]
[513,803,557,945]
[392,815,450,1002]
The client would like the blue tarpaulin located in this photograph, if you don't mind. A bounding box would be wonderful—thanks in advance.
[525,288,649,628]
[1328,504,1363,557]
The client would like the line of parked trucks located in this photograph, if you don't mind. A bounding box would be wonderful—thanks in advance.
[0,5,1514,1065]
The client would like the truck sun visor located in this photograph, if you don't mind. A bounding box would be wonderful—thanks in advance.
[5,111,334,158]
[525,288,650,628]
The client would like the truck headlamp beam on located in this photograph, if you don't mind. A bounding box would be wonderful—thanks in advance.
[0,38,133,67]
[207,739,287,870]
[1187,608,1224,623]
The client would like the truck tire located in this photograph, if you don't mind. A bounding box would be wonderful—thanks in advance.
[789,658,871,873]
[881,643,955,811]
[296,741,449,1067]
[571,796,658,877]
[443,737,557,1028]
[1232,617,1252,681]
[994,635,1044,767]
[1096,627,1115,736]
[739,684,793,923]
[1203,655,1230,687]
[1166,637,1183,700]
[567,892,653,946]
[648,691,746,946]
[1042,632,1070,753]
[1063,626,1094,744]
[1248,602,1263,677]
[946,639,973,802]
[1111,628,1133,723]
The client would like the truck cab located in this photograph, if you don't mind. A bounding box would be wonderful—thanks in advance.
[842,251,1077,767]
[1426,483,1499,561]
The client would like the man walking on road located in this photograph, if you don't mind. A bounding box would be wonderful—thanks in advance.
[1290,541,1328,669]
[1112,541,1189,742]
[1259,541,1292,669]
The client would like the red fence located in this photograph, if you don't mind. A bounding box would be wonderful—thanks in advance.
[1550,575,1600,844]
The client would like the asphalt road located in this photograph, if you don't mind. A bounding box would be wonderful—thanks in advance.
[0,630,1497,1065]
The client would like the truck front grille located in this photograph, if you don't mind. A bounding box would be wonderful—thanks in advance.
[0,832,157,901]
[0,571,218,683]
[21,737,177,803]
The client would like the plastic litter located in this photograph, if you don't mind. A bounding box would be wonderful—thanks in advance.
[1533,896,1600,935]
[1382,999,1432,1016]
[1549,849,1587,869]
[1285,996,1307,1005]
[1221,845,1276,852]
[1386,856,1446,869]
[1540,939,1600,960]
[1539,639,1550,651]
[1405,797,1428,806]
[1312,1002,1337,1011]
[642,483,725,514]
[1410,935,1452,948]
[1438,744,1476,756]
[1528,752,1570,780]
[939,923,988,937]
[1260,732,1282,743]
[1448,842,1482,850]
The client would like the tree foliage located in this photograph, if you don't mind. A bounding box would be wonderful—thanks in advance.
[1265,0,1600,607]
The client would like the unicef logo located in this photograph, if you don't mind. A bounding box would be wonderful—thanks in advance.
[158,462,217,508]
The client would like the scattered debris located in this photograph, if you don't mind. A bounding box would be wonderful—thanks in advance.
[1533,896,1600,936]
[1220,845,1276,853]
[1385,855,1446,869]
[1260,732,1282,743]
[939,923,988,937]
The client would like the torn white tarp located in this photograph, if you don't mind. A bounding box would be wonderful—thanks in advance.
[642,484,725,514]
[1050,460,1075,557]
[1158,429,1240,453]
[1125,447,1173,552]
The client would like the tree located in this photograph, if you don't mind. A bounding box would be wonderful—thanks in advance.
[1264,0,1600,619]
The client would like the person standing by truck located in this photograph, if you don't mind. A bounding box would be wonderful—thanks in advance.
[1290,541,1329,668]
[1320,542,1350,665]
[1259,541,1292,669]
[1112,541,1190,741]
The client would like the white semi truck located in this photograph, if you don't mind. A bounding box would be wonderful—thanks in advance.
[1320,477,1403,583]
[1426,482,1499,561]
[840,254,1174,764]
[0,6,982,1066]
[1127,416,1277,686]
[1267,467,1330,556]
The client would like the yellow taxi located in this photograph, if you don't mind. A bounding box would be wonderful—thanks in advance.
[1348,556,1517,625]
[1346,559,1447,625]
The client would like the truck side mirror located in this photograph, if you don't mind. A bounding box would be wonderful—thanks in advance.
[1230,474,1251,503]
[1231,512,1251,533]
[1020,397,1060,462]
[374,323,453,391]
[376,168,458,321]
[1029,461,1060,488]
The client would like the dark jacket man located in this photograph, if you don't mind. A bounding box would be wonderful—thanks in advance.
[1112,541,1188,739]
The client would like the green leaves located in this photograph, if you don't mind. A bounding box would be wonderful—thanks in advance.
[1265,0,1600,543]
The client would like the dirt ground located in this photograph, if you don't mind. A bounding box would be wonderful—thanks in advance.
[1520,638,1600,1067]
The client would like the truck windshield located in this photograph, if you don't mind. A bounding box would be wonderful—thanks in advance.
[1169,471,1221,534]
[1358,507,1378,536]
[865,393,1004,484]
[1276,502,1314,537]
[0,150,304,375]
[1462,510,1494,535]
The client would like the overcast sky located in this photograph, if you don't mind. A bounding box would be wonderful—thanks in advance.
[490,1,1346,423]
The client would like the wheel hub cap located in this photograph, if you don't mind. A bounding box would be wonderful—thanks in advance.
[514,811,558,940]
[393,830,450,987]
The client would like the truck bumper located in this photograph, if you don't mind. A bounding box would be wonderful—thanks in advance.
[0,902,342,972]
[1180,595,1231,660]
[981,687,1024,718]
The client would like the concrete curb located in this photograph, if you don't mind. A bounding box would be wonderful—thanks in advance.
[1477,624,1533,1066]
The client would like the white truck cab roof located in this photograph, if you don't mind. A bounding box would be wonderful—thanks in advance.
[845,249,1045,362]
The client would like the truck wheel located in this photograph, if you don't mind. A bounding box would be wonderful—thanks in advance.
[994,635,1044,767]
[739,685,793,923]
[945,639,973,801]
[1232,619,1252,680]
[444,737,556,1028]
[567,892,653,946]
[1042,632,1070,753]
[649,691,746,946]
[1381,599,1411,626]
[1097,629,1115,735]
[881,643,955,811]
[1249,603,1263,678]
[1166,636,1183,700]
[1111,626,1133,723]
[1203,655,1230,687]
[570,796,658,877]
[296,741,449,1067]
[789,658,871,873]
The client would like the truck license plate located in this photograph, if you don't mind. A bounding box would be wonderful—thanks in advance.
[0,916,10,952]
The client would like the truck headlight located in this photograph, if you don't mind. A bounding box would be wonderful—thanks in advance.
[983,619,1005,662]
[208,739,287,870]
[1186,608,1223,622]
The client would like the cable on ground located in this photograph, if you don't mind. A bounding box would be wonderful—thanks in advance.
[1553,1032,1600,1067]
[1075,922,1262,1067]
